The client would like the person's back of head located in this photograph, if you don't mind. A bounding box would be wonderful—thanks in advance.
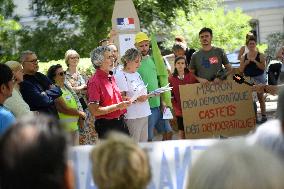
[0,115,72,189]
[0,64,13,103]
[0,63,13,90]
[91,132,151,189]
[187,140,284,189]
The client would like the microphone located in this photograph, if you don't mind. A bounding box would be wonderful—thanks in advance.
[108,71,113,83]
[232,74,254,86]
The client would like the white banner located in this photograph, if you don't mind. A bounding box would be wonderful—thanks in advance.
[70,139,218,189]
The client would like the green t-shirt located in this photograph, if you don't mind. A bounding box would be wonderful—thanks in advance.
[189,47,229,81]
[138,55,160,108]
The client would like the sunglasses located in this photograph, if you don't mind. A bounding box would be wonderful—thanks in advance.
[57,71,66,76]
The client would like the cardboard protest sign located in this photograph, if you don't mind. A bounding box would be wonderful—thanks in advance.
[112,0,140,56]
[180,79,256,139]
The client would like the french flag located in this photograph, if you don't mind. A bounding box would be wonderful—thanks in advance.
[116,18,135,29]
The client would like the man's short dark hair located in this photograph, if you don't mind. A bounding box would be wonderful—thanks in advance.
[0,115,68,189]
[0,63,13,88]
[199,27,213,36]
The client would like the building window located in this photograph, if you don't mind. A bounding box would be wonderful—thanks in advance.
[249,19,260,43]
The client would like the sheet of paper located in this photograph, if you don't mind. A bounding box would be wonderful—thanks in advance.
[129,85,147,102]
[163,107,173,119]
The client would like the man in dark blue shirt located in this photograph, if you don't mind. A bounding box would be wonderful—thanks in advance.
[20,51,62,118]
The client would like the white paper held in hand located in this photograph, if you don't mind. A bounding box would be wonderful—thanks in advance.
[163,107,173,119]
[129,84,148,102]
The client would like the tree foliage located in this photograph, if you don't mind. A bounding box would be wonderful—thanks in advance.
[18,0,225,60]
[0,14,21,63]
[265,32,284,57]
[0,0,15,17]
[163,7,252,53]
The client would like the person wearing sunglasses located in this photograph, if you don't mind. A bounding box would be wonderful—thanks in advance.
[4,61,32,117]
[47,64,86,145]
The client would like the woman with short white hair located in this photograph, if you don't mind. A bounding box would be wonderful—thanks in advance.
[4,61,32,117]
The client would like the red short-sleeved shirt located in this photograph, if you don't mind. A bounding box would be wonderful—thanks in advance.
[169,72,197,116]
[87,69,126,119]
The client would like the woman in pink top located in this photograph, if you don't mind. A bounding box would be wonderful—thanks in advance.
[87,46,131,138]
[169,56,197,139]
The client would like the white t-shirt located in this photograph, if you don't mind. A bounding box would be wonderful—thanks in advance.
[115,70,151,119]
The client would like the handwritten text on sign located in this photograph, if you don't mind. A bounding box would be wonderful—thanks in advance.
[180,80,256,139]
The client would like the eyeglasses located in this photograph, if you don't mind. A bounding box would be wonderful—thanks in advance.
[57,71,66,76]
[24,59,39,64]
[12,76,17,84]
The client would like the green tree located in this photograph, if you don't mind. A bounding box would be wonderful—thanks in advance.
[18,0,222,60]
[265,32,284,57]
[163,7,252,53]
[0,0,15,17]
[0,14,21,63]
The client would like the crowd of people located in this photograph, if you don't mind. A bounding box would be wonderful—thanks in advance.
[1,27,284,143]
[0,23,284,187]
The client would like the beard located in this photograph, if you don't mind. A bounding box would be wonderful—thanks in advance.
[141,50,149,56]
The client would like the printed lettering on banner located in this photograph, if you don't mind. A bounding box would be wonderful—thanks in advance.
[180,78,256,139]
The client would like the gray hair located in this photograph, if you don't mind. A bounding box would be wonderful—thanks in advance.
[90,46,111,69]
[121,48,141,67]
[187,140,284,189]
[20,50,36,63]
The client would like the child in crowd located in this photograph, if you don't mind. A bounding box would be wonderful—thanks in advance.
[169,56,197,139]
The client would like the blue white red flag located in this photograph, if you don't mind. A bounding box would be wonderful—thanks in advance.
[116,17,135,30]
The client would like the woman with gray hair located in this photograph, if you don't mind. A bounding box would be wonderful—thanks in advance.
[114,48,151,142]
[87,46,131,139]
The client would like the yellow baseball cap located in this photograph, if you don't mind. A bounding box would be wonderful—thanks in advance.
[135,32,149,44]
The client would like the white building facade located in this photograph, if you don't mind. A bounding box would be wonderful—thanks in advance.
[224,0,284,43]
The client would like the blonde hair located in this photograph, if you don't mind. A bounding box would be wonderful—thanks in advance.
[64,49,80,66]
[187,140,284,189]
[5,61,22,72]
[121,48,141,68]
[91,132,151,189]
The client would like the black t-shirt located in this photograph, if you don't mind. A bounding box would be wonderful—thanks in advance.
[185,48,195,66]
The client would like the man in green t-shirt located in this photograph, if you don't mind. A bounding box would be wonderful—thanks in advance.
[189,27,232,83]
[135,32,172,141]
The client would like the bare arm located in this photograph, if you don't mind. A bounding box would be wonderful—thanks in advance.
[224,63,233,76]
[276,47,284,62]
[239,56,247,73]
[88,101,131,117]
[254,53,266,70]
[54,97,86,118]
[238,46,245,60]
